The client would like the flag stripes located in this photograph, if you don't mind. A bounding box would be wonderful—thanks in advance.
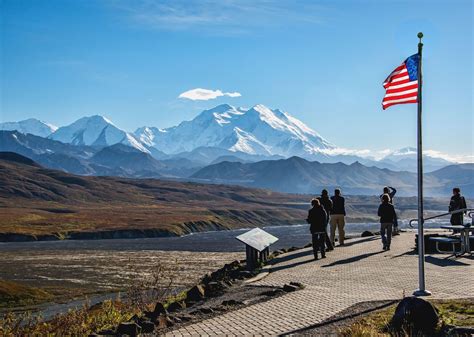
[382,54,419,110]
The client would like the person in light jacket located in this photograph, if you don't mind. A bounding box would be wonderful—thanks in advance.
[330,189,346,246]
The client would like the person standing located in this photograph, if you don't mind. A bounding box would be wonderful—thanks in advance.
[449,187,468,225]
[380,186,399,234]
[378,194,396,250]
[330,188,346,247]
[307,199,327,260]
[317,189,334,251]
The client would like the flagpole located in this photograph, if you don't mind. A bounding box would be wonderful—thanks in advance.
[413,32,431,297]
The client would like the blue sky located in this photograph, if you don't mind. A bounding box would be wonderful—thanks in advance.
[1,0,472,160]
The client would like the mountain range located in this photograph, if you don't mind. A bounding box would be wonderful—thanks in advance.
[0,104,457,172]
[191,156,474,197]
[1,104,470,196]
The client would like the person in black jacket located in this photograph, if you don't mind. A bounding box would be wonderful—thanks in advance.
[378,194,396,250]
[330,189,346,246]
[449,187,468,225]
[380,186,399,235]
[307,198,327,260]
[317,189,334,251]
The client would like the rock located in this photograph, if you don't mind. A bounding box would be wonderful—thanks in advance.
[446,326,474,336]
[199,307,214,314]
[167,301,186,312]
[116,322,141,336]
[261,289,285,297]
[96,329,115,336]
[289,282,304,289]
[287,246,299,252]
[238,270,253,278]
[222,299,243,306]
[304,242,313,248]
[186,284,206,302]
[230,269,253,279]
[144,302,167,322]
[361,230,375,237]
[156,315,174,329]
[283,284,299,292]
[211,306,226,312]
[153,302,167,316]
[390,297,439,335]
[175,314,193,322]
[204,281,227,297]
[129,314,140,322]
[139,321,155,334]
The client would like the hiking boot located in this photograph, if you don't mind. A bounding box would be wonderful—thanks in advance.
[321,254,326,258]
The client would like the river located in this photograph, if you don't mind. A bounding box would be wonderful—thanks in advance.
[0,221,446,318]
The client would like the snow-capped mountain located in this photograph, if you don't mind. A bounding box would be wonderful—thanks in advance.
[134,104,334,158]
[379,147,454,172]
[49,115,149,153]
[0,118,57,138]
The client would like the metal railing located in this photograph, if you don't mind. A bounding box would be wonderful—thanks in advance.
[409,208,474,228]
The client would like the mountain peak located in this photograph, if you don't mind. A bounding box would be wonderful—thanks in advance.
[0,118,58,137]
[77,115,115,125]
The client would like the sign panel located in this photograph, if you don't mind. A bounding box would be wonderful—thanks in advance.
[236,228,278,252]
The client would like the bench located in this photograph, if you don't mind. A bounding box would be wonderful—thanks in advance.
[428,237,462,255]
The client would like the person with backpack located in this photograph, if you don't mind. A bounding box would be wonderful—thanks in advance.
[317,189,334,251]
[330,188,346,246]
[378,194,396,250]
[307,198,327,260]
[380,186,399,234]
[449,187,468,225]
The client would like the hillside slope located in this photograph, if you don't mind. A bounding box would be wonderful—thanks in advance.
[0,152,307,241]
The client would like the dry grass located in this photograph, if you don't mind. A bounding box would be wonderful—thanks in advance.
[339,299,474,337]
[0,299,133,336]
[0,262,176,335]
[0,280,53,308]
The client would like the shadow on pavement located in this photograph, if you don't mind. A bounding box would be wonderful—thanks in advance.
[391,250,417,259]
[340,236,379,247]
[269,249,315,272]
[425,255,470,267]
[321,250,384,268]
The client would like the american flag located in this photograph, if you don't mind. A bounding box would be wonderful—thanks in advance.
[382,54,420,110]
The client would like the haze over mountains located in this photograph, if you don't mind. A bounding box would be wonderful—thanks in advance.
[1,103,470,196]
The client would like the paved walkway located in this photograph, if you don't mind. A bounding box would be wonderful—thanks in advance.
[166,232,474,336]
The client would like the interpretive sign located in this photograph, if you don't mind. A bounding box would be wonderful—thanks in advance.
[236,228,279,270]
[236,228,278,252]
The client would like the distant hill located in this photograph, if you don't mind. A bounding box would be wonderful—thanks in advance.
[191,156,474,197]
[0,131,202,178]
[0,152,307,241]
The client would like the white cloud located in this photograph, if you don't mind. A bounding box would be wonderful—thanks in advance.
[424,150,474,163]
[178,88,241,101]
